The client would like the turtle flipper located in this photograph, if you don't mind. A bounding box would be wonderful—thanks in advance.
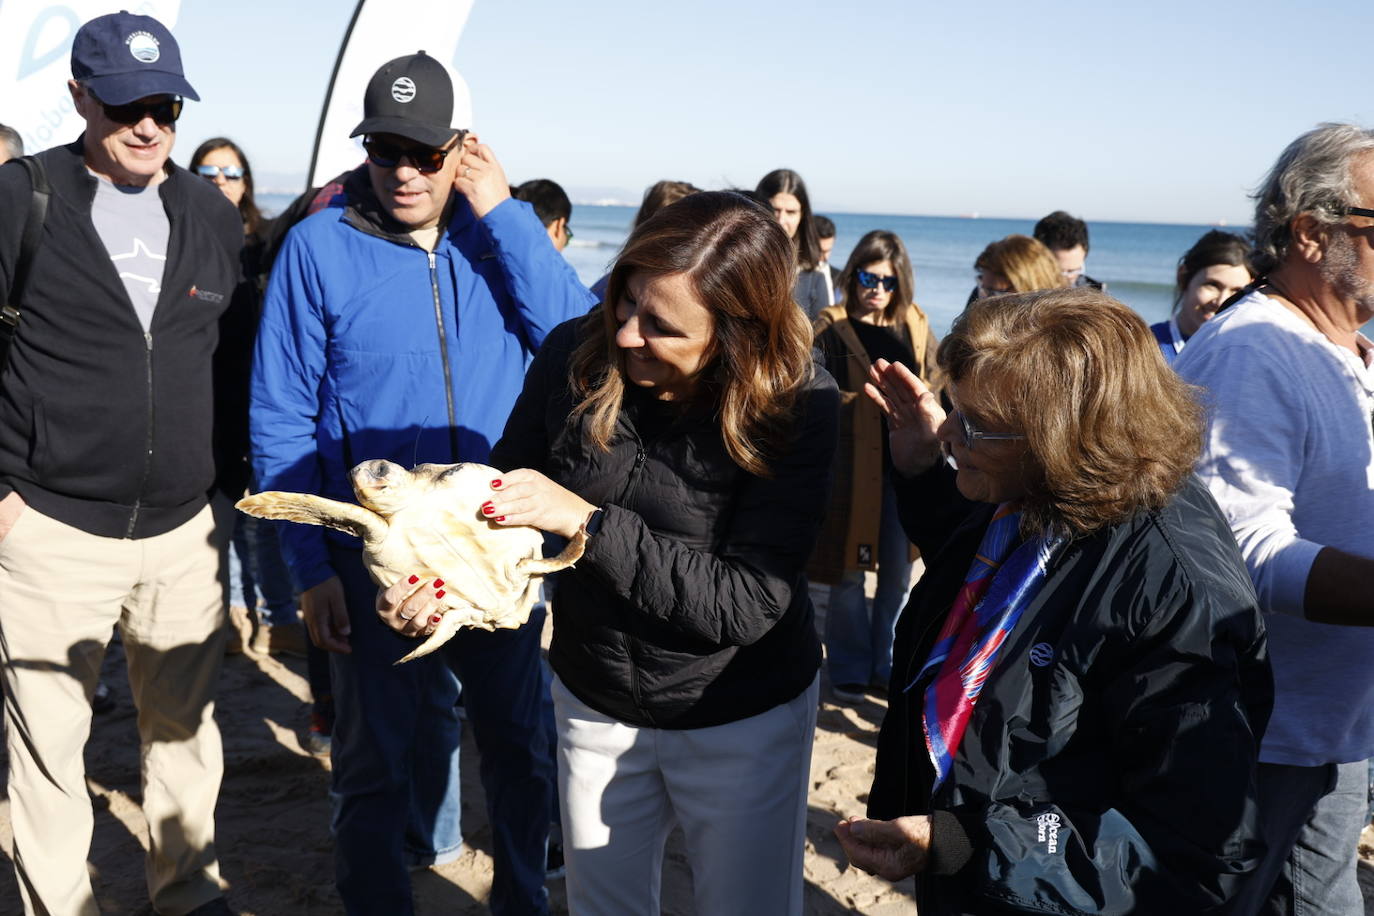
[395,604,485,664]
[236,492,387,543]
[515,528,587,575]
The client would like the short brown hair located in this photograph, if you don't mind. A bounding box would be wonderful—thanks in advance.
[570,191,815,476]
[938,287,1203,537]
[974,234,1065,293]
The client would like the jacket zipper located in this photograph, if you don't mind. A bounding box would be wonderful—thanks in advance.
[620,440,651,716]
[127,332,154,536]
[428,250,459,458]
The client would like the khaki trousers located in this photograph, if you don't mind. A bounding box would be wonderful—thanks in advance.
[0,502,228,915]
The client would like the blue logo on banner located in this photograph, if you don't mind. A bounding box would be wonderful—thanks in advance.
[19,6,80,80]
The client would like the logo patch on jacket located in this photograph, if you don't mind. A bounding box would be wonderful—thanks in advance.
[1036,812,1061,854]
[1029,642,1055,667]
[188,285,225,304]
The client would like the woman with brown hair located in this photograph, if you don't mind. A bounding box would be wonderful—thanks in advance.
[972,233,1066,299]
[756,167,832,319]
[811,230,939,703]
[379,191,839,913]
[835,287,1271,913]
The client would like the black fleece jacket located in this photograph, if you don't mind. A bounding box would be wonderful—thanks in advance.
[490,316,839,728]
[0,139,245,537]
[869,462,1273,915]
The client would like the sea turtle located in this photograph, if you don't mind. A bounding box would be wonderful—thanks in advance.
[236,459,585,664]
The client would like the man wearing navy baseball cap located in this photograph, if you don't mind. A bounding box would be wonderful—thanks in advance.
[252,50,595,915]
[0,11,245,915]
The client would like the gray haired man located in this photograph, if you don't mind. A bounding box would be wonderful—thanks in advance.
[1175,123,1374,916]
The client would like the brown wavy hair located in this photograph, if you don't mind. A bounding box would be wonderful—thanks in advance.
[570,191,815,476]
[974,234,1065,293]
[938,287,1203,537]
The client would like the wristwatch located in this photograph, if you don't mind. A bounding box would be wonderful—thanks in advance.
[583,507,606,537]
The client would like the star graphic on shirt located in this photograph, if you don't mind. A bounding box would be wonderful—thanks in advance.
[109,238,166,295]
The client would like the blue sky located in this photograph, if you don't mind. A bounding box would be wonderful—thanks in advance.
[164,0,1374,224]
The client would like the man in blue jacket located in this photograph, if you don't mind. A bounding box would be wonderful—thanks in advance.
[251,51,595,915]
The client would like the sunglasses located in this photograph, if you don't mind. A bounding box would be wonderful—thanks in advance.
[954,410,1026,450]
[362,136,451,174]
[856,269,898,292]
[196,164,244,181]
[88,89,182,126]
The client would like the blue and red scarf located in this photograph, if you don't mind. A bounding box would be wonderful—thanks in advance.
[910,503,1061,788]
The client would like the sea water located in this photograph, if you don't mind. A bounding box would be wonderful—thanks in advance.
[260,194,1235,335]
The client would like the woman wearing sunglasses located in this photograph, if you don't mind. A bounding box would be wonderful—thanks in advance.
[811,230,940,705]
[971,234,1066,301]
[835,287,1271,914]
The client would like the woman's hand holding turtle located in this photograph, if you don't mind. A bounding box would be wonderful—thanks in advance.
[376,575,448,638]
[481,469,596,540]
[865,358,946,477]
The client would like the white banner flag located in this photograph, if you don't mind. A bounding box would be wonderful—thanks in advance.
[0,1,182,154]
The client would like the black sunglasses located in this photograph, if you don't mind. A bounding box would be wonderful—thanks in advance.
[1344,206,1374,220]
[856,269,898,292]
[362,136,451,174]
[88,88,182,125]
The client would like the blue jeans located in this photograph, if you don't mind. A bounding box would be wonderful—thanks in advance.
[327,545,553,916]
[825,475,913,688]
[1227,759,1366,915]
[227,514,296,625]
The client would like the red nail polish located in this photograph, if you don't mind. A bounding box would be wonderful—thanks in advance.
[482,503,495,515]
[491,479,502,488]
[496,516,505,522]
[435,589,445,599]
[431,614,443,624]
[408,574,419,584]
[433,579,444,588]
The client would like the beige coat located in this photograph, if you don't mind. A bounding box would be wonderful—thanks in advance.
[807,303,940,584]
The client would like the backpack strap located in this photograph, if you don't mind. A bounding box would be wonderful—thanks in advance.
[1,156,52,371]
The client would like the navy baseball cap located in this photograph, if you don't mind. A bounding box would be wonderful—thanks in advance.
[71,11,199,105]
[350,52,463,148]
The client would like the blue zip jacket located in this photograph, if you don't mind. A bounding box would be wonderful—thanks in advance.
[251,168,596,591]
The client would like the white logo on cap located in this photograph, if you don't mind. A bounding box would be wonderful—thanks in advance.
[126,32,161,64]
[391,77,417,103]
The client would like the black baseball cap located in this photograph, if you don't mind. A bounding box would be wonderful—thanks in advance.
[71,11,199,104]
[350,52,461,148]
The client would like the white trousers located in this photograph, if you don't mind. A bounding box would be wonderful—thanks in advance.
[553,674,819,916]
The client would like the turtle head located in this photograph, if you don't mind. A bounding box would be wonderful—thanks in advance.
[350,459,419,516]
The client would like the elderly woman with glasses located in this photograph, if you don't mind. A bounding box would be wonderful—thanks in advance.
[811,230,940,704]
[835,287,1272,914]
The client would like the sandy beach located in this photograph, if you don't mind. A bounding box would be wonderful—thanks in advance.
[3,579,1373,914]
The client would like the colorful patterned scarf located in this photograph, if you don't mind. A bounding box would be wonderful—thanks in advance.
[910,503,1061,787]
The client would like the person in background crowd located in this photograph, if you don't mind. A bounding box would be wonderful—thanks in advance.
[816,214,842,295]
[379,191,839,914]
[0,12,246,914]
[1150,229,1253,363]
[252,51,595,914]
[1034,209,1104,290]
[513,177,573,252]
[839,288,1270,914]
[811,230,938,704]
[189,137,308,661]
[972,234,1065,299]
[0,124,21,163]
[757,168,831,319]
[1175,122,1374,916]
[590,178,700,301]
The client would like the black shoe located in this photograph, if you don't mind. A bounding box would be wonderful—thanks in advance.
[184,898,234,915]
[832,683,867,704]
[546,840,565,880]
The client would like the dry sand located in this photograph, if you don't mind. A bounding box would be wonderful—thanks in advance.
[2,578,1373,914]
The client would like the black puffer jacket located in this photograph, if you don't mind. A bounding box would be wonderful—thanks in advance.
[489,316,839,728]
[869,462,1272,915]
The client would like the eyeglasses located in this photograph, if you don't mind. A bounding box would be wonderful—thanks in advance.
[1343,205,1374,220]
[954,410,1025,450]
[195,164,244,181]
[565,226,574,242]
[88,88,182,126]
[856,269,898,292]
[362,136,451,174]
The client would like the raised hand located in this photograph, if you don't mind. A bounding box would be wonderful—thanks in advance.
[452,138,511,219]
[864,358,946,477]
